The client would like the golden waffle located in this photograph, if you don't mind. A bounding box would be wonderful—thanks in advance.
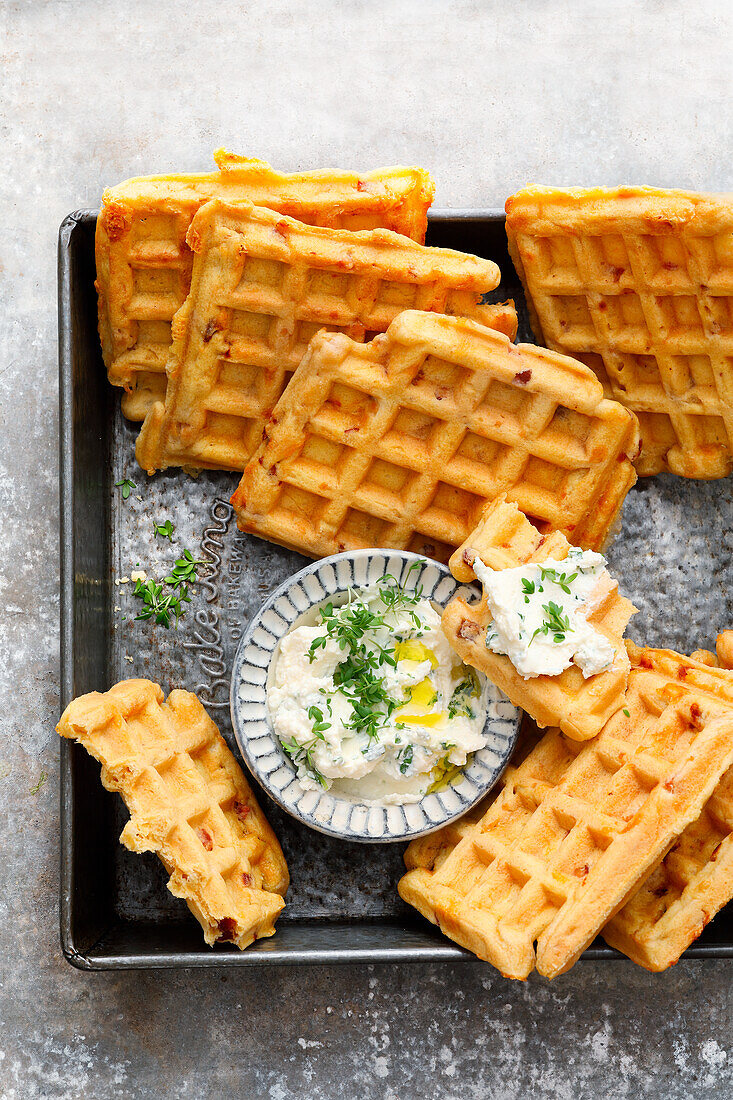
[57,679,289,950]
[135,201,512,475]
[398,649,733,979]
[442,497,636,740]
[602,637,733,970]
[506,185,733,478]
[403,715,544,876]
[96,149,435,420]
[231,310,639,563]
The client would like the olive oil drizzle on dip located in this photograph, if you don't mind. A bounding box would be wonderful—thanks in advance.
[266,566,490,804]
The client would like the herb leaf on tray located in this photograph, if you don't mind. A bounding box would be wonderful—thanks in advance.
[114,477,136,500]
[131,548,208,629]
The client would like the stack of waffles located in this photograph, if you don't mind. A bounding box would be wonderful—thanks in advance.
[96,152,645,559]
[89,158,733,966]
[97,149,436,420]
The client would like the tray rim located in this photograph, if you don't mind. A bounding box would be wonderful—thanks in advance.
[58,207,733,970]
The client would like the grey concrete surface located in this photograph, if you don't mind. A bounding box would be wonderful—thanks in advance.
[1,1,732,1097]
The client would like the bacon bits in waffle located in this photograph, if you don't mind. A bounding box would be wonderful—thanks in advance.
[398,650,733,979]
[443,496,636,741]
[96,149,435,420]
[135,202,512,475]
[506,185,733,478]
[57,679,289,950]
[602,639,733,971]
[231,310,639,563]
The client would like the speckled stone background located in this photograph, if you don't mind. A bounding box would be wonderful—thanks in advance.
[1,1,732,1097]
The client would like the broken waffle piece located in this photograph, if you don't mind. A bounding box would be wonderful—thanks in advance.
[96,150,435,420]
[443,497,636,741]
[602,640,733,971]
[231,309,639,563]
[399,646,733,979]
[135,199,513,475]
[506,185,733,478]
[57,679,288,949]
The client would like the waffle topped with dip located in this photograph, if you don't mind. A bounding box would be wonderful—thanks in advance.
[443,497,636,741]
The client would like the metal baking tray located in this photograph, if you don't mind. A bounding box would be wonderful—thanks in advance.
[59,208,733,969]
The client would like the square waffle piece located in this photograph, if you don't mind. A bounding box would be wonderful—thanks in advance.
[398,645,733,979]
[442,496,636,740]
[506,185,733,478]
[602,637,733,971]
[57,679,289,950]
[231,309,639,563]
[96,149,435,420]
[135,202,514,474]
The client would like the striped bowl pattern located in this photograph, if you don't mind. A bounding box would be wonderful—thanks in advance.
[230,550,520,843]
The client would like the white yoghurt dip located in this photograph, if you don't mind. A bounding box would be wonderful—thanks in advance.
[267,571,490,804]
[472,547,615,680]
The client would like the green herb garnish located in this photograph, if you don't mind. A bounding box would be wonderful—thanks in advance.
[398,744,414,774]
[447,669,481,719]
[305,570,428,744]
[29,770,48,794]
[427,747,461,793]
[281,736,328,788]
[154,519,175,540]
[529,601,572,646]
[165,549,206,587]
[130,546,206,629]
[543,601,571,640]
[307,704,331,736]
[115,478,136,500]
[538,566,579,595]
[133,578,191,628]
[623,708,631,718]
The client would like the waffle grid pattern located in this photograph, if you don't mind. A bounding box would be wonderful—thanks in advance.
[398,657,733,979]
[232,310,639,563]
[602,642,733,969]
[96,153,434,420]
[135,201,509,474]
[442,497,635,740]
[506,186,733,477]
[57,680,288,950]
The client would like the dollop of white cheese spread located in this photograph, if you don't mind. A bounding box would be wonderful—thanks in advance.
[266,575,491,804]
[472,547,616,680]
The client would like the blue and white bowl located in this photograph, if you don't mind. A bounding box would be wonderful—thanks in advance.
[230,550,520,843]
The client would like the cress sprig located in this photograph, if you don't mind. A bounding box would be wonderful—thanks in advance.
[281,734,328,789]
[529,600,572,645]
[300,569,428,770]
[132,547,208,629]
[133,578,191,628]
